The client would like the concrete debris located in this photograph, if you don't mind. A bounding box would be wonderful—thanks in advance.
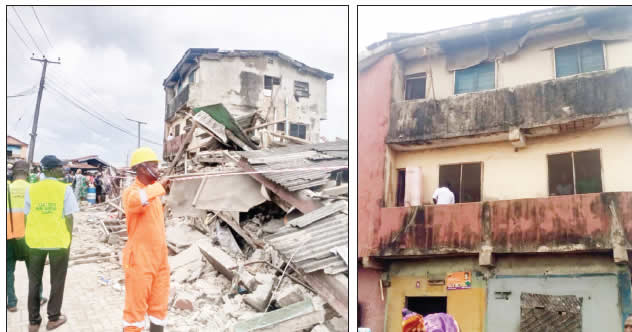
[175,298,194,311]
[168,240,206,272]
[243,276,276,312]
[215,223,243,257]
[324,317,347,332]
[262,219,284,234]
[198,241,256,291]
[232,298,326,332]
[311,324,331,332]
[166,224,208,252]
[275,284,305,307]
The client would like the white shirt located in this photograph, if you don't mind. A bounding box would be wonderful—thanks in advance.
[432,187,455,205]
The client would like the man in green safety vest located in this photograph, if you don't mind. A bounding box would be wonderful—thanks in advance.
[7,160,47,313]
[24,155,79,332]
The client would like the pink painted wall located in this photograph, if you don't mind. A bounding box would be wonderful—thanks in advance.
[358,54,395,258]
[358,268,385,332]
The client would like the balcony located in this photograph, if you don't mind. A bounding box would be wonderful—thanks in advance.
[370,192,632,261]
[387,67,632,146]
[166,84,190,121]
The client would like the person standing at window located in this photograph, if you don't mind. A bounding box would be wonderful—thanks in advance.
[432,181,455,205]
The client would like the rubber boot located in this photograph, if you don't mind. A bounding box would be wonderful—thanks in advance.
[149,323,164,332]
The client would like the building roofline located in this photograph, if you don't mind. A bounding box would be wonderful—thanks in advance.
[359,6,626,72]
[163,48,334,87]
[7,135,29,146]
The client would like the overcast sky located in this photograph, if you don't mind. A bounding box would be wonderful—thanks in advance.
[358,6,554,52]
[7,6,348,167]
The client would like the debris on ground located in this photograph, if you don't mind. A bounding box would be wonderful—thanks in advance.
[74,119,349,331]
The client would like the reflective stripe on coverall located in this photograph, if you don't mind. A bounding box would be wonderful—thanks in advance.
[122,179,170,331]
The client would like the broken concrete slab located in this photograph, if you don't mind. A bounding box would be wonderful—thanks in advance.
[276,285,304,307]
[166,224,207,250]
[198,241,256,291]
[232,298,325,332]
[244,276,276,312]
[168,241,204,272]
[175,298,194,311]
[193,174,267,212]
[324,317,347,332]
[215,223,243,256]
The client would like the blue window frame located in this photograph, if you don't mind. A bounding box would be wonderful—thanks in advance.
[454,61,495,94]
[555,41,604,78]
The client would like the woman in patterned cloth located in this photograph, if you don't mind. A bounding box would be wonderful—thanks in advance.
[402,308,460,332]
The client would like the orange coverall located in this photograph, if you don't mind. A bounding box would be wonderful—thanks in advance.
[122,179,170,331]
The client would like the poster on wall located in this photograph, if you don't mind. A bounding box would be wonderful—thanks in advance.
[446,271,472,290]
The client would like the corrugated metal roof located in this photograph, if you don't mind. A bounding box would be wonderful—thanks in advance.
[265,203,348,275]
[239,141,348,192]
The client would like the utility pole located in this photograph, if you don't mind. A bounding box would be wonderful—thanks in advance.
[126,118,147,148]
[27,55,60,172]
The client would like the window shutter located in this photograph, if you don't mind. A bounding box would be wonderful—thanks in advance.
[455,62,495,94]
[476,62,495,91]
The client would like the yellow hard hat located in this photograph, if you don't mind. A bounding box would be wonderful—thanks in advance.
[130,147,159,167]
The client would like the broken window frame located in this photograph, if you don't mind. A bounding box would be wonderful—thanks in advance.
[264,75,281,91]
[438,162,483,203]
[554,40,605,78]
[454,61,496,95]
[546,149,603,196]
[404,73,427,100]
[294,81,310,99]
[396,168,406,207]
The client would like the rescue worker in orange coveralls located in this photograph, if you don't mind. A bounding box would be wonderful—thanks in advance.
[122,147,171,332]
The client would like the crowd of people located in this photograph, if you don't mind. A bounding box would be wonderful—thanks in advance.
[7,148,171,332]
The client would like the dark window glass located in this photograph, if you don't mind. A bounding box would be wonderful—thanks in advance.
[396,169,406,207]
[405,74,426,100]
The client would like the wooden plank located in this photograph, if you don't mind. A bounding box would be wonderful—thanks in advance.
[237,160,323,214]
[244,118,287,132]
[165,122,198,176]
[269,132,310,145]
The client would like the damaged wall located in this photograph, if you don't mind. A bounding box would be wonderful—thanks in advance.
[180,55,328,143]
[391,125,632,204]
[400,14,632,100]
[388,66,632,144]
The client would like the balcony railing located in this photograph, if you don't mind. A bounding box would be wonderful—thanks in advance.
[387,67,632,145]
[165,84,190,121]
[369,192,632,259]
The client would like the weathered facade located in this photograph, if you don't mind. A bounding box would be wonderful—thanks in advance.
[162,49,333,159]
[358,6,632,332]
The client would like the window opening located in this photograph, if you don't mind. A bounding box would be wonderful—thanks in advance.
[548,149,602,196]
[405,73,426,100]
[396,169,406,207]
[439,163,482,203]
[264,75,281,90]
[174,124,181,137]
[455,61,495,94]
[289,123,307,139]
[555,40,604,78]
[405,297,447,317]
[294,81,310,99]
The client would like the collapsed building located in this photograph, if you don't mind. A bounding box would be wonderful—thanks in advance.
[85,48,347,331]
[358,6,632,332]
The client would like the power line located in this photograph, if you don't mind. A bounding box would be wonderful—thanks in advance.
[45,71,164,145]
[7,20,33,53]
[11,6,43,55]
[45,81,162,146]
[31,6,54,49]
[8,85,38,98]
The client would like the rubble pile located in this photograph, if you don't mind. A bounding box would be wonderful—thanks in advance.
[77,107,348,331]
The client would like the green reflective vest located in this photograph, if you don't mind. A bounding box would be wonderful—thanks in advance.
[25,179,71,249]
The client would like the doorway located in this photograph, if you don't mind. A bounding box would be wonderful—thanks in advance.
[405,296,447,316]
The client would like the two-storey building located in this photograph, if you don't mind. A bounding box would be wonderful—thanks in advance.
[162,48,333,159]
[359,6,632,332]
